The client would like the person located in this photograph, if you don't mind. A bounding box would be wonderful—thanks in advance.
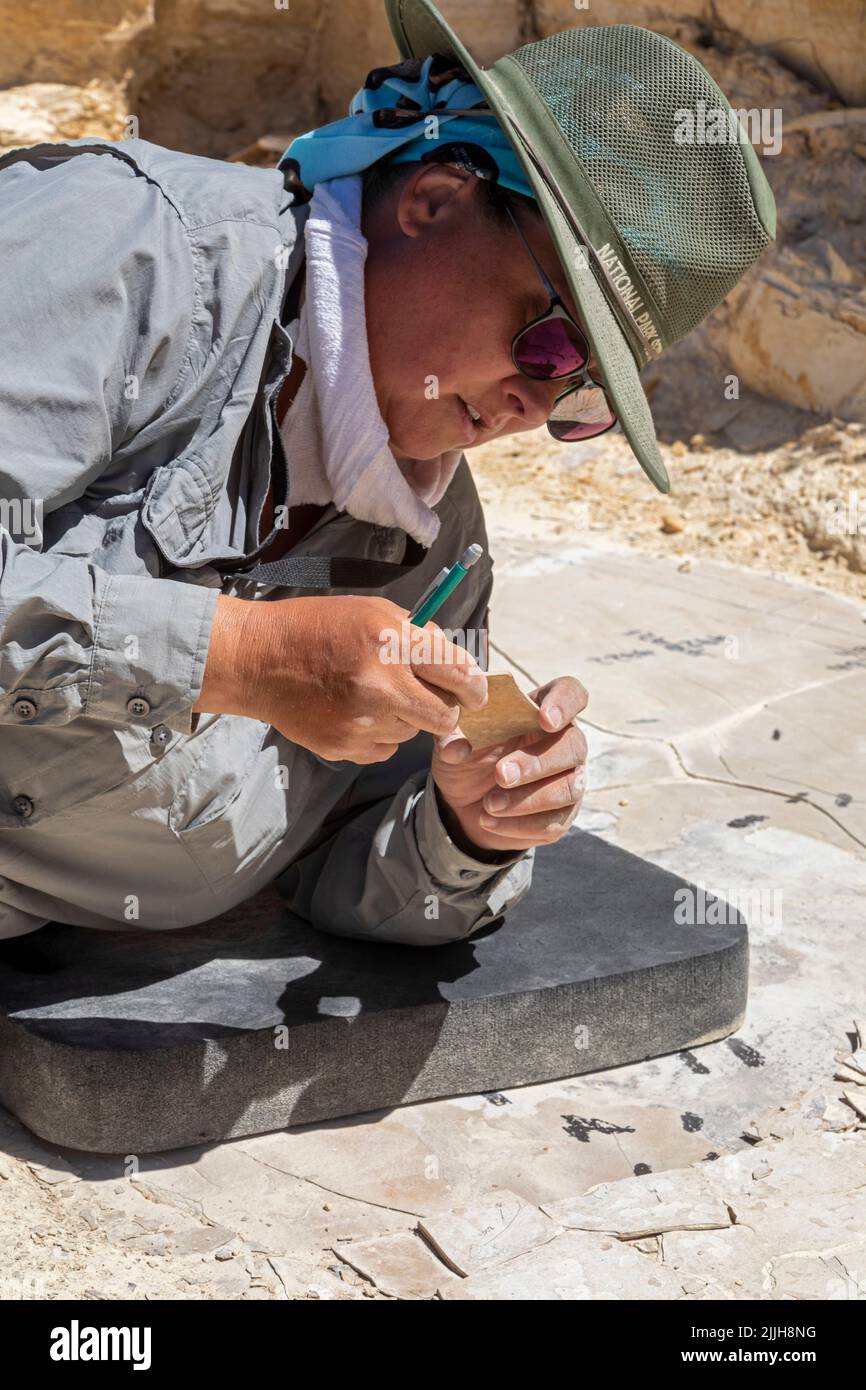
[0,3,776,946]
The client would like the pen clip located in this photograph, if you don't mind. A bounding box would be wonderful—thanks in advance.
[408,566,449,622]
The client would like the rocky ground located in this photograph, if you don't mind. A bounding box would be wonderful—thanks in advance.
[2,414,864,1302]
[2,412,864,1300]
[2,1022,863,1300]
[473,417,866,603]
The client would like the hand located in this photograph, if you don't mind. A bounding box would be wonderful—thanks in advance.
[195,594,488,764]
[431,676,588,853]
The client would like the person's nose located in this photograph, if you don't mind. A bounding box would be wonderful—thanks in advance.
[501,372,559,431]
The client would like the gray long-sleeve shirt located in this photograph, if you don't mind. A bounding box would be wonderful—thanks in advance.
[0,136,533,944]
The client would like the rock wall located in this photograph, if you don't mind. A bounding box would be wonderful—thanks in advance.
[536,1,866,107]
[2,0,863,154]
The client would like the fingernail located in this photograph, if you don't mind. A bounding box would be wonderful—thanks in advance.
[546,705,562,729]
[485,791,508,812]
[501,760,519,784]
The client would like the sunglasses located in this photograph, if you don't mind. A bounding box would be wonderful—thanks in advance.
[502,203,618,443]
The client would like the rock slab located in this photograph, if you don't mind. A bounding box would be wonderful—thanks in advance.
[0,832,747,1154]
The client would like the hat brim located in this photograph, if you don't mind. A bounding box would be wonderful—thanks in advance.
[384,0,671,493]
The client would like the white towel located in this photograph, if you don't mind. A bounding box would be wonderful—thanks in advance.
[278,173,463,548]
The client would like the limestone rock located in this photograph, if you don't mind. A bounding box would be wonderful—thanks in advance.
[439,1228,685,1299]
[0,81,126,150]
[333,1230,463,1299]
[418,1190,561,1275]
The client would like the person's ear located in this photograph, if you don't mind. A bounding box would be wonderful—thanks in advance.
[396,162,479,239]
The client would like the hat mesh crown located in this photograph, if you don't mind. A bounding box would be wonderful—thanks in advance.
[508,24,774,344]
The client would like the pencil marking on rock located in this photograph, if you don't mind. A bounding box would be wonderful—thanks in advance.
[562,1115,637,1143]
[727,1038,767,1069]
[480,1091,511,1106]
[680,1050,711,1074]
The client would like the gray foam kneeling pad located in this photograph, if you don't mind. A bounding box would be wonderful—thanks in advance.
[0,831,747,1154]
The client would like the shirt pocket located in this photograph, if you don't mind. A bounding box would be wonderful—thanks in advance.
[168,714,306,896]
[0,720,162,830]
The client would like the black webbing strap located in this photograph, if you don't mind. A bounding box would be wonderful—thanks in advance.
[236,549,423,590]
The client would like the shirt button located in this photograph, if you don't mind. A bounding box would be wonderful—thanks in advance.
[459,869,477,880]
[12,795,34,819]
[13,697,37,721]
[127,695,151,718]
[150,724,171,750]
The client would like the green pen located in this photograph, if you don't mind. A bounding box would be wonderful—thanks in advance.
[409,543,484,626]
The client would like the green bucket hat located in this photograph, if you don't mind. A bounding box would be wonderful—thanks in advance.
[384,0,778,493]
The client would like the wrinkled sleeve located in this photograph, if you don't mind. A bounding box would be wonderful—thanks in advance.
[277,743,534,947]
[0,145,218,733]
[276,575,535,946]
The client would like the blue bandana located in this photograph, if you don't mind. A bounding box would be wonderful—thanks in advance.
[278,53,536,202]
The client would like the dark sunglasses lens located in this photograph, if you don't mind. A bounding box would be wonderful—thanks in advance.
[514,315,589,380]
[548,385,617,442]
